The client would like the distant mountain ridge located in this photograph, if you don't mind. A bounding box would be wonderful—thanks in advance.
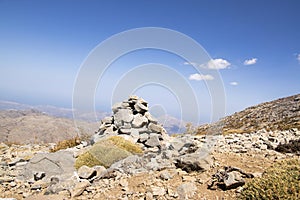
[0,100,109,121]
[196,94,300,135]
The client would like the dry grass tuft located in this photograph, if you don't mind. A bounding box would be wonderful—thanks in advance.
[50,136,81,152]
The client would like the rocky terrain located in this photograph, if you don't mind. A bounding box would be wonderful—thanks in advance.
[0,95,299,199]
[196,94,300,135]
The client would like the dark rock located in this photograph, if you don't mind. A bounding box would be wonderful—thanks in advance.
[275,139,300,155]
[34,171,46,181]
[208,166,254,190]
[175,153,213,172]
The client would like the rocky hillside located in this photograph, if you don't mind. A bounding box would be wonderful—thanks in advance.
[0,95,299,199]
[196,94,300,135]
[0,109,98,144]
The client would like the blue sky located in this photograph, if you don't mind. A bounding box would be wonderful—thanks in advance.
[0,0,300,124]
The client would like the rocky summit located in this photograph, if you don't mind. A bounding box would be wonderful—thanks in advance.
[0,95,299,200]
[196,94,300,135]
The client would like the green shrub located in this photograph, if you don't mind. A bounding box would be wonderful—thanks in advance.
[74,151,102,169]
[240,159,300,200]
[75,136,142,169]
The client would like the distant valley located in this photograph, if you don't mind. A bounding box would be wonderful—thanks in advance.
[0,100,185,144]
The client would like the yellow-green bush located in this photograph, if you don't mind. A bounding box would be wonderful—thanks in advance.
[74,151,102,169]
[75,136,143,169]
[240,159,300,200]
[108,136,143,154]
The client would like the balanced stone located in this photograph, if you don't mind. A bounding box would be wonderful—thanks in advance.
[114,109,134,123]
[132,114,148,128]
[145,134,160,147]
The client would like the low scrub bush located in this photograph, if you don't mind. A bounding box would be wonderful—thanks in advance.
[75,136,142,169]
[240,159,300,199]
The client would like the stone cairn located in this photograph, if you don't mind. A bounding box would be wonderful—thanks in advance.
[92,95,168,149]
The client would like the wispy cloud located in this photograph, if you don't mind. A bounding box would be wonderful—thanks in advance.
[244,58,257,65]
[230,81,238,86]
[183,61,197,66]
[297,54,300,63]
[189,74,214,81]
[184,58,231,70]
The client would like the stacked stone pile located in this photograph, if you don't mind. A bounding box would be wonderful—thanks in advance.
[92,95,168,149]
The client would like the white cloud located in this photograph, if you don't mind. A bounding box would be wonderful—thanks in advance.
[244,58,257,65]
[230,81,238,86]
[202,58,231,69]
[297,54,300,63]
[184,58,231,70]
[189,73,214,81]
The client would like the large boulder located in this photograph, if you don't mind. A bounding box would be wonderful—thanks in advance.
[175,152,213,172]
[22,150,75,181]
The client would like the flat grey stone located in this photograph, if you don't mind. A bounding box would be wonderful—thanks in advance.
[134,102,148,112]
[160,171,173,180]
[145,134,160,147]
[144,112,158,123]
[101,116,113,124]
[22,151,75,181]
[77,165,96,179]
[112,102,123,113]
[177,182,197,199]
[71,179,90,197]
[224,171,245,190]
[119,128,131,135]
[131,129,140,139]
[139,133,149,142]
[114,109,134,124]
[132,114,148,128]
[148,123,163,133]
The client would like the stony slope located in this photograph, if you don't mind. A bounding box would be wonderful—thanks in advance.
[196,93,300,135]
[0,95,300,199]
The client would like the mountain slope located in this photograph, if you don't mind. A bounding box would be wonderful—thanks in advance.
[0,109,98,144]
[196,94,300,135]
